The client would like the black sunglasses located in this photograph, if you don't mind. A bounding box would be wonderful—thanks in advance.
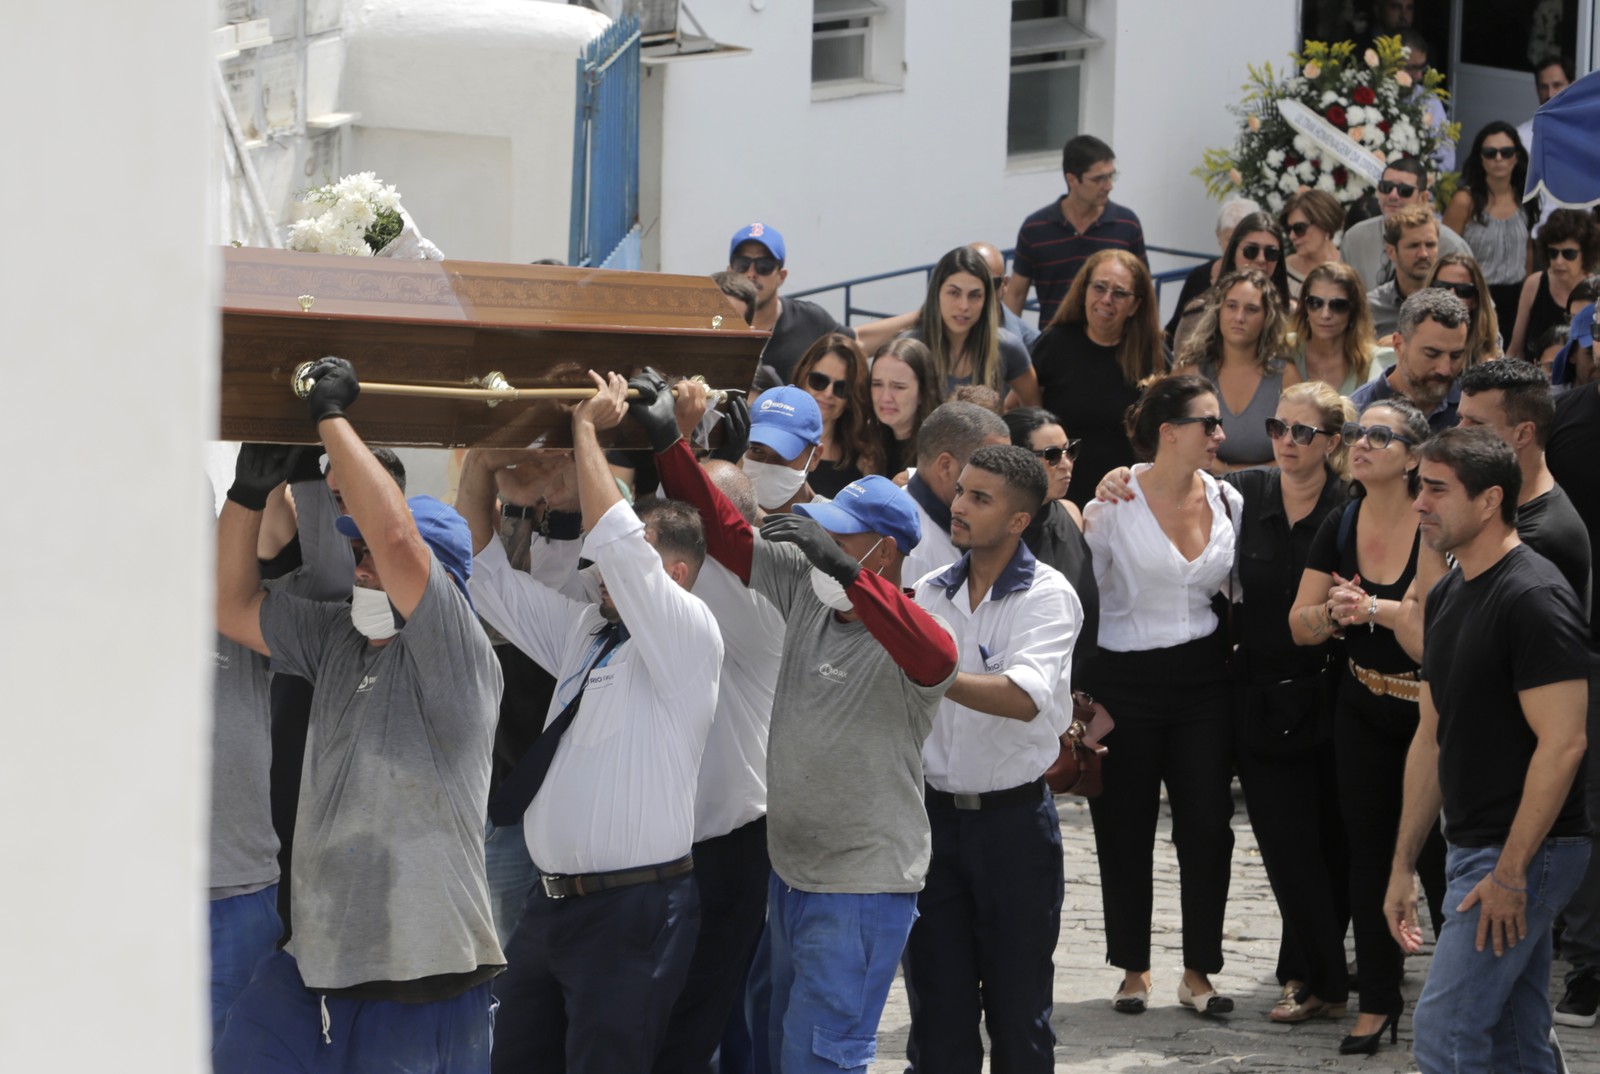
[1303,294,1352,314]
[1377,179,1419,198]
[1265,418,1332,445]
[805,370,849,399]
[1286,221,1312,237]
[1435,281,1478,301]
[1480,146,1518,160]
[1342,422,1414,449]
[1170,415,1224,436]
[1550,247,1583,262]
[731,254,781,276]
[1240,243,1282,263]
[1033,441,1083,465]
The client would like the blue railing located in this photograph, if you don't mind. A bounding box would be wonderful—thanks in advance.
[569,16,642,269]
[790,244,1213,325]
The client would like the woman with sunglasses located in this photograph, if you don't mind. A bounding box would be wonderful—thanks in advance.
[1081,374,1243,1019]
[1421,254,1502,364]
[1172,214,1294,355]
[1509,209,1600,364]
[1443,122,1537,338]
[1174,270,1302,471]
[907,246,1040,407]
[869,337,942,481]
[1031,249,1165,507]
[1281,190,1345,295]
[791,333,883,498]
[1289,399,1448,1057]
[1289,263,1383,395]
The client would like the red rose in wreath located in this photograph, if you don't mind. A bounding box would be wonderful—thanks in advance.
[1332,167,1350,187]
[1352,86,1377,106]
[1379,120,1392,133]
[1325,105,1348,128]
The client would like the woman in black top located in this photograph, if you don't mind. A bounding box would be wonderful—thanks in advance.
[792,333,883,498]
[1030,249,1165,508]
[1171,213,1294,355]
[1290,398,1448,1056]
[1509,209,1600,363]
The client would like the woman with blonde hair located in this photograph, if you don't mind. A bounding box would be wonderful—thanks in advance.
[791,333,883,497]
[1289,262,1383,394]
[1174,269,1302,470]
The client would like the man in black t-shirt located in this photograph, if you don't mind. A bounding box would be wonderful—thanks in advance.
[1385,429,1590,1074]
[726,222,855,383]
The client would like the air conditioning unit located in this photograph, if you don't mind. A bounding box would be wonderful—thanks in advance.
[576,0,680,45]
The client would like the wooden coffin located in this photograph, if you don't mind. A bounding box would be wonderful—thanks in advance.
[220,247,766,448]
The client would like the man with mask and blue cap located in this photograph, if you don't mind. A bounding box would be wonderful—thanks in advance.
[742,384,825,515]
[647,369,959,1074]
[214,357,504,1074]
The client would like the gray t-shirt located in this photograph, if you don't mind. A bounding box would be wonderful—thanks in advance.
[210,632,278,895]
[261,554,505,989]
[750,539,955,894]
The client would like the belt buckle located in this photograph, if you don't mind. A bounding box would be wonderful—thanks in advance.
[540,874,566,900]
[952,792,982,811]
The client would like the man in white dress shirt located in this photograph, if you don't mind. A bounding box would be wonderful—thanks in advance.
[905,445,1082,1074]
[904,402,1013,583]
[457,371,724,1074]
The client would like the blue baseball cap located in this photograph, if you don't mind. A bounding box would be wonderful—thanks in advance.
[1552,302,1595,386]
[794,475,922,555]
[748,386,823,461]
[335,495,475,601]
[729,222,786,264]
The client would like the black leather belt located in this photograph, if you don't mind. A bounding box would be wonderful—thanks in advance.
[539,854,694,899]
[925,776,1047,812]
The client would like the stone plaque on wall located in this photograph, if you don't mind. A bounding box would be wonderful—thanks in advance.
[222,0,253,23]
[304,0,341,36]
[221,57,262,142]
[301,132,340,185]
[258,0,299,40]
[257,46,300,135]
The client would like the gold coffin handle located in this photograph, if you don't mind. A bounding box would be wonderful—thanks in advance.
[290,363,736,408]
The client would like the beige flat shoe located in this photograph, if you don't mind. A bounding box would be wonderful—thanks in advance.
[1112,983,1149,1014]
[1178,979,1234,1016]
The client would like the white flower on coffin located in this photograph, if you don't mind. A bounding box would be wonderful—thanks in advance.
[287,172,443,260]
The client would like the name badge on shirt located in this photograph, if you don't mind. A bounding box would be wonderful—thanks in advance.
[979,644,1006,674]
[586,668,620,691]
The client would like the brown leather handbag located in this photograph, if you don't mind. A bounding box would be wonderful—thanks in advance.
[1044,692,1114,798]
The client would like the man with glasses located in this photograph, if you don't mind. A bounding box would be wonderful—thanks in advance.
[1342,157,1470,291]
[1365,205,1449,336]
[727,222,855,385]
[903,402,1013,584]
[1006,134,1147,326]
[1352,288,1470,431]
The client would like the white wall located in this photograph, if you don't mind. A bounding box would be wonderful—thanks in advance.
[648,0,1296,323]
[1,3,214,1071]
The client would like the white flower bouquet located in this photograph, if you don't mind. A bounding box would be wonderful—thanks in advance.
[286,172,442,260]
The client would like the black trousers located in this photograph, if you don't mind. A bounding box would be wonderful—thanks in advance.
[1086,634,1235,975]
[653,817,771,1074]
[1333,681,1446,1017]
[903,782,1063,1074]
[491,871,700,1074]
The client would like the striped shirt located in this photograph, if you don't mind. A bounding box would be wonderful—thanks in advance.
[1013,198,1147,324]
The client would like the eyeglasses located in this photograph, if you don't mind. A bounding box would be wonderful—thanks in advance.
[1480,146,1518,160]
[1170,415,1224,436]
[1341,422,1415,449]
[1265,418,1332,445]
[1377,179,1420,199]
[1089,280,1137,302]
[1286,221,1312,237]
[1033,441,1083,465]
[731,255,781,276]
[805,370,849,399]
[1303,294,1352,314]
[1240,243,1282,263]
[1549,246,1583,262]
[1435,281,1478,301]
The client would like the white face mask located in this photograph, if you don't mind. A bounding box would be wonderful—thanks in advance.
[743,448,815,510]
[351,586,400,640]
[809,537,884,611]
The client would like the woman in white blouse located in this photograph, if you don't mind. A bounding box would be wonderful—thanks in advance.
[1082,373,1244,1018]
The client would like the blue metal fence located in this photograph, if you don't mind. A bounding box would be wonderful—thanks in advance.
[569,16,642,269]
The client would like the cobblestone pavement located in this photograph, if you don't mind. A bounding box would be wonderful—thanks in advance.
[869,787,1600,1073]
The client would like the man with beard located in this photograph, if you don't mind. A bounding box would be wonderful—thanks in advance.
[1364,205,1446,337]
[1352,287,1469,431]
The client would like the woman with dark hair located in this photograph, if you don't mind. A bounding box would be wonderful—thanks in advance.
[907,246,1039,405]
[1510,209,1600,362]
[1289,262,1383,394]
[1174,270,1302,470]
[1289,398,1448,1057]
[869,336,942,479]
[1081,374,1243,1018]
[1030,248,1165,507]
[1422,253,1502,364]
[1443,122,1536,336]
[791,333,882,498]
[1172,213,1294,354]
[1281,190,1345,294]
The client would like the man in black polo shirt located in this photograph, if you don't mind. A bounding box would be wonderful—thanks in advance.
[1005,135,1147,326]
[1384,428,1590,1074]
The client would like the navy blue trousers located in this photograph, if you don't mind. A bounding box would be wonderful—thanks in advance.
[490,871,699,1073]
[902,783,1063,1074]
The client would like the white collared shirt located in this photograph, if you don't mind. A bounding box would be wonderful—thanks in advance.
[905,500,961,585]
[469,500,723,874]
[915,543,1081,793]
[1083,471,1242,653]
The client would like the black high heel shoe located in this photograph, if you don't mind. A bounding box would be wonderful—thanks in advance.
[1338,1013,1399,1055]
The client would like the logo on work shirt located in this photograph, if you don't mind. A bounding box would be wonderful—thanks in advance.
[356,674,380,694]
[212,651,230,670]
[817,663,847,684]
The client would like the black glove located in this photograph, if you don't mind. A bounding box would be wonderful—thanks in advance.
[711,393,751,463]
[228,444,302,511]
[626,367,682,454]
[303,356,360,426]
[760,514,860,586]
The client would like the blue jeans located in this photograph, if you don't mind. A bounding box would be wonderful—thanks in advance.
[483,819,538,948]
[1413,839,1591,1074]
[210,884,282,1047]
[766,874,917,1074]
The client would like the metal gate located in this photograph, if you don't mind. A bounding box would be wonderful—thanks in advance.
[569,15,642,269]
